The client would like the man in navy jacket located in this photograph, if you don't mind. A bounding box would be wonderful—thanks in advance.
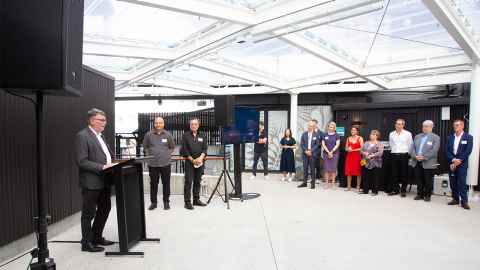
[445,119,474,210]
[298,120,320,189]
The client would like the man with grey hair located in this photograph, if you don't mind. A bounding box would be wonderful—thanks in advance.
[143,117,175,210]
[75,108,115,252]
[410,120,440,202]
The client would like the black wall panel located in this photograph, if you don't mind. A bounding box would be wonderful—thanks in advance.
[0,66,114,247]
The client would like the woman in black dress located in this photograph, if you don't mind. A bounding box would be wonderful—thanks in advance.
[280,128,297,182]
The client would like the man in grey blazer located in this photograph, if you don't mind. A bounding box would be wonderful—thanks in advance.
[75,108,115,252]
[410,120,440,202]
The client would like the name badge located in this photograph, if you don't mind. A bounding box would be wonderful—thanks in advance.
[198,138,203,142]
[461,140,467,144]
[162,138,168,143]
[313,137,317,140]
[325,136,329,140]
[427,141,433,146]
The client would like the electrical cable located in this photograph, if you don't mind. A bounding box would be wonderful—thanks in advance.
[3,90,37,105]
[363,0,391,66]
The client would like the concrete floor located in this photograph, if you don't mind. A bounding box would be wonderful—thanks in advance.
[4,174,480,270]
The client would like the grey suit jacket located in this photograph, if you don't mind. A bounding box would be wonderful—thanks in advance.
[409,132,440,169]
[75,128,113,190]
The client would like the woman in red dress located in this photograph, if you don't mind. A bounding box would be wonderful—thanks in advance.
[344,126,364,191]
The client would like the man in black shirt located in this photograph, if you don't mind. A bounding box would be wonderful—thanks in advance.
[251,122,268,179]
[181,118,208,210]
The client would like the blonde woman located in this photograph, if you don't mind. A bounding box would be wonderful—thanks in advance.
[322,122,341,188]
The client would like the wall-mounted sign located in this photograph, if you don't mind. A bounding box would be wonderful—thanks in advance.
[442,106,451,121]
[336,126,345,137]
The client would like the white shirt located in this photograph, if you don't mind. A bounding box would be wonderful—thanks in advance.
[453,132,464,155]
[89,127,112,165]
[307,132,313,150]
[389,129,413,154]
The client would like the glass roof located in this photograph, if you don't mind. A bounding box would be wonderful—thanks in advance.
[216,38,342,81]
[84,0,217,48]
[300,0,463,66]
[82,0,475,95]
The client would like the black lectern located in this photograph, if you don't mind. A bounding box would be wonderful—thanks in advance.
[104,158,159,256]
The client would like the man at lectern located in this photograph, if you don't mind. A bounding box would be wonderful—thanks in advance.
[143,117,175,211]
[75,108,115,252]
[181,118,208,210]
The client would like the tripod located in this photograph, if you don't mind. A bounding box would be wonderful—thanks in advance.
[207,144,236,209]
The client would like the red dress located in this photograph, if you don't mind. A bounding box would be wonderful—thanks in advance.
[345,137,362,176]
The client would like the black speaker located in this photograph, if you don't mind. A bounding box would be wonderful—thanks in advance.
[0,0,84,96]
[214,95,235,126]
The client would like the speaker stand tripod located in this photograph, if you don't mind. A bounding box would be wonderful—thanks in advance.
[207,144,236,209]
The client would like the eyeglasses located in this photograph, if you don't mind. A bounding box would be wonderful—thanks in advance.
[93,118,107,122]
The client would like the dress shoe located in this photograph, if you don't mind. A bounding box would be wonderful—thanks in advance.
[164,202,170,210]
[423,196,431,202]
[400,192,406,198]
[82,242,104,252]
[184,202,194,210]
[447,200,459,205]
[461,203,471,210]
[414,195,423,200]
[371,192,378,196]
[310,185,315,189]
[297,183,307,188]
[193,200,207,206]
[388,192,399,196]
[148,203,157,211]
[93,237,114,246]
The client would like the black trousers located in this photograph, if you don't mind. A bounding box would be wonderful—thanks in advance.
[390,153,409,193]
[363,167,381,194]
[149,165,171,204]
[184,162,203,203]
[315,158,322,180]
[414,164,434,197]
[81,187,111,244]
[302,155,317,186]
[252,151,268,176]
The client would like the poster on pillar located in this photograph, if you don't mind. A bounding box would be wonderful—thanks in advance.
[295,106,333,179]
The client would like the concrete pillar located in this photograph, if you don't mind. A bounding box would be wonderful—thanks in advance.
[467,62,480,187]
[290,93,298,139]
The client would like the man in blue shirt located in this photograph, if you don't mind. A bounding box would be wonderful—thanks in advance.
[445,119,474,210]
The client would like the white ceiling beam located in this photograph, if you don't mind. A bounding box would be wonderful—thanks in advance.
[117,0,256,25]
[294,71,471,93]
[363,53,471,76]
[192,60,285,89]
[288,53,471,89]
[422,0,480,61]
[282,35,390,89]
[294,83,380,93]
[386,71,472,89]
[83,42,176,60]
[138,78,216,95]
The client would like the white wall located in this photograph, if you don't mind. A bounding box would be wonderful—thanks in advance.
[115,99,214,133]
